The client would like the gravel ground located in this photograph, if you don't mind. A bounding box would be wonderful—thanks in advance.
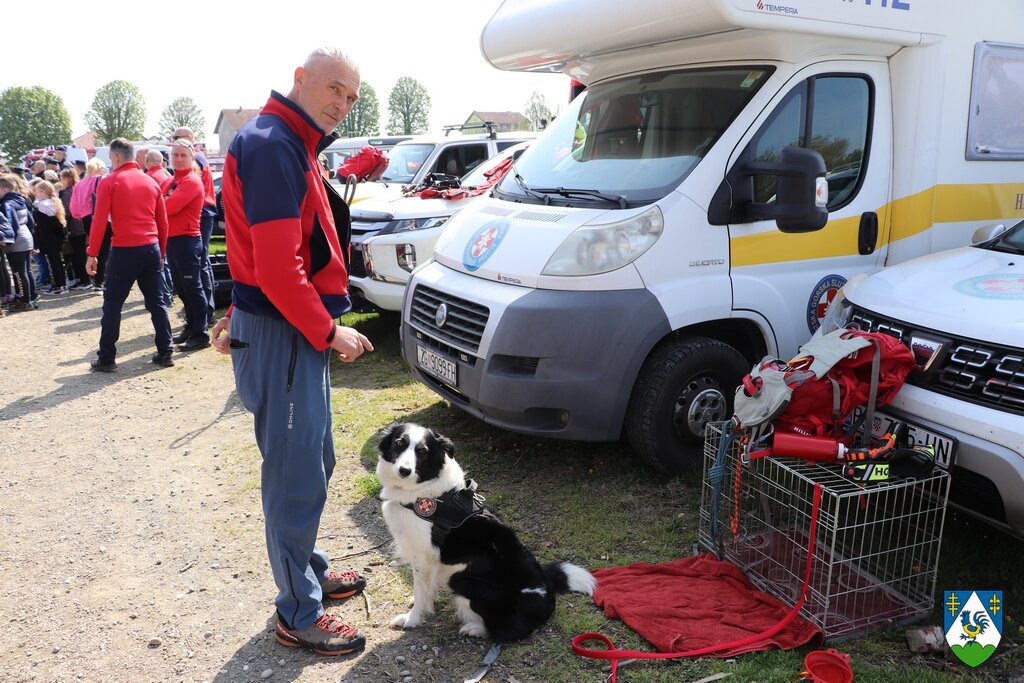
[0,288,526,683]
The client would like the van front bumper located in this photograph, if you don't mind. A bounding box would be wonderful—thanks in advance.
[401,275,670,441]
[885,384,1024,539]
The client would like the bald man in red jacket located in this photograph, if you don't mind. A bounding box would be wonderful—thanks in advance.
[86,137,173,372]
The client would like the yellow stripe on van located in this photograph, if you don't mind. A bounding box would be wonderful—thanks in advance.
[731,183,1024,267]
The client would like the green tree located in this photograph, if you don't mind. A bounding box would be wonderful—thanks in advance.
[86,80,147,144]
[337,83,380,138]
[159,97,206,141]
[0,86,72,162]
[524,91,553,131]
[386,77,431,135]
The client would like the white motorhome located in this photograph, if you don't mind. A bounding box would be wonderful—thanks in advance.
[399,0,1024,473]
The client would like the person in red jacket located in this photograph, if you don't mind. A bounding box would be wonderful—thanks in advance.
[86,138,173,371]
[172,126,217,326]
[210,48,373,657]
[145,149,171,183]
[161,139,209,350]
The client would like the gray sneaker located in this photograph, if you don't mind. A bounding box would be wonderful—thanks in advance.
[274,612,365,656]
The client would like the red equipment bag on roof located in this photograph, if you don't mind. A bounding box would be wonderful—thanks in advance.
[336,146,388,182]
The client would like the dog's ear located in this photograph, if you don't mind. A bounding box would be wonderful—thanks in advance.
[432,430,456,458]
[378,423,402,456]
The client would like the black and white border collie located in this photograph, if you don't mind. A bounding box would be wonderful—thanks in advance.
[376,423,596,642]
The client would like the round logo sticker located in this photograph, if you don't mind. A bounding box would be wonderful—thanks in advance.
[463,219,510,272]
[953,274,1024,299]
[414,498,436,517]
[806,274,847,333]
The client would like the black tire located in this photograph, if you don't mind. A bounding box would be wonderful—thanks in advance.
[626,336,749,474]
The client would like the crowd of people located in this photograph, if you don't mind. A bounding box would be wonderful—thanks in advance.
[0,133,218,351]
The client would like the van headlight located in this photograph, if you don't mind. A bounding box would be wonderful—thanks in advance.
[541,206,663,276]
[382,216,450,234]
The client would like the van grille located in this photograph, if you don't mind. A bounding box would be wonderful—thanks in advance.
[409,285,488,354]
[849,307,1024,416]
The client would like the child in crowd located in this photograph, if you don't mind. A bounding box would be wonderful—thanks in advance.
[30,179,68,295]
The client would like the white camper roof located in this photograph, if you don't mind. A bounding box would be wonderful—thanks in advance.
[482,0,942,81]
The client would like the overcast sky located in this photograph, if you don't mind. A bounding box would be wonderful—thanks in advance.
[3,0,569,152]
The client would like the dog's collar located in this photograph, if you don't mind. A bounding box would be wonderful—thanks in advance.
[401,478,489,542]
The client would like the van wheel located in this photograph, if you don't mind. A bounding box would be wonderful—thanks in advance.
[626,337,748,474]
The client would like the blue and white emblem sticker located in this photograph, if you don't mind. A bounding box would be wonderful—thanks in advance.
[463,219,509,272]
[944,590,1003,668]
[954,274,1024,299]
[806,274,847,333]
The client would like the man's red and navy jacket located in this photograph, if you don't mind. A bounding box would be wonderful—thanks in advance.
[222,90,352,351]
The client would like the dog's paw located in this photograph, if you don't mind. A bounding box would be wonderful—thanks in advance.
[458,621,488,638]
[391,611,423,629]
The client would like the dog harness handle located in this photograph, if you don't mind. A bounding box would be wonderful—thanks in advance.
[573,483,824,682]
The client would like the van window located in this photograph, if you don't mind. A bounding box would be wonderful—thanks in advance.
[497,67,773,206]
[745,75,871,211]
[966,42,1024,160]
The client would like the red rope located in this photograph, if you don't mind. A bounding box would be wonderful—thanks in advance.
[573,483,824,682]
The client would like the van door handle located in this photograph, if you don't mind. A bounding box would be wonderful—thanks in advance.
[858,212,878,255]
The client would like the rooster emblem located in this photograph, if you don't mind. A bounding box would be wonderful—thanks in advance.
[960,610,991,643]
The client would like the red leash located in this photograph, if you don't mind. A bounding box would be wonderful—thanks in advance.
[573,483,824,682]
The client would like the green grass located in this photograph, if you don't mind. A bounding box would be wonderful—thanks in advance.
[209,234,225,255]
[325,310,1024,683]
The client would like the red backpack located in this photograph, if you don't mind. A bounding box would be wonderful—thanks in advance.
[734,329,916,440]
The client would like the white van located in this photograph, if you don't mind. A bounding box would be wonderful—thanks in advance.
[349,127,534,205]
[349,142,529,311]
[399,0,1024,473]
[818,220,1024,537]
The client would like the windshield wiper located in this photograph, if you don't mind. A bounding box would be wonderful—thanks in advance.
[512,172,550,204]
[530,186,627,209]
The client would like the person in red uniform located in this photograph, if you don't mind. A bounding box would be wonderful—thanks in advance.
[210,48,373,656]
[161,139,209,350]
[145,149,171,183]
[172,126,217,326]
[86,138,173,371]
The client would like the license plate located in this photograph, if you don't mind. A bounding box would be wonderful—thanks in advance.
[416,345,457,387]
[869,410,957,470]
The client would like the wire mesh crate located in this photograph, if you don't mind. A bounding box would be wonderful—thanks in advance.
[698,423,950,642]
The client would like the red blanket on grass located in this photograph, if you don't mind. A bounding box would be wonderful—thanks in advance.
[592,553,822,657]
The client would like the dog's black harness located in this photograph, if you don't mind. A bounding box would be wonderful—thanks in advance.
[401,479,491,544]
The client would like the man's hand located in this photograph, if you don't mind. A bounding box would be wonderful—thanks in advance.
[331,325,374,362]
[211,317,231,355]
[85,256,97,276]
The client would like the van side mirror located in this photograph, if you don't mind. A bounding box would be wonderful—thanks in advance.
[709,146,828,232]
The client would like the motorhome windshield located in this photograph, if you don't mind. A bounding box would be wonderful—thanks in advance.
[381,143,436,183]
[497,67,773,206]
